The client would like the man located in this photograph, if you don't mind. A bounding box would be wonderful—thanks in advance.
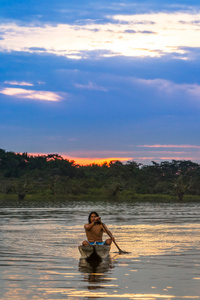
[82,211,115,246]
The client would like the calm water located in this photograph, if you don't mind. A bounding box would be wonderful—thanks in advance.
[0,200,200,300]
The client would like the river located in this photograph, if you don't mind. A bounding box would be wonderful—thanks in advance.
[0,200,200,299]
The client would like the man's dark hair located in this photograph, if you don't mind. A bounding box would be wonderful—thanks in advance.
[88,211,99,223]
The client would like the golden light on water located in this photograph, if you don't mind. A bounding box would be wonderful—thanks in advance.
[58,290,200,298]
[1,207,200,300]
[106,223,200,258]
[2,222,200,260]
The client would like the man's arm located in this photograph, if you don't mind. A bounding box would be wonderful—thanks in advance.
[84,216,100,230]
[101,223,115,240]
[84,222,95,230]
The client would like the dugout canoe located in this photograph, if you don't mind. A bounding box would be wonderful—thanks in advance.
[78,245,110,261]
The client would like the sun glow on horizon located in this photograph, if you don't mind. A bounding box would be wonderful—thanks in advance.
[65,156,133,165]
[25,153,133,165]
[19,150,200,165]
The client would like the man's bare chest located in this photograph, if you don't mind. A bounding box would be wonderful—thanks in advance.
[90,225,102,235]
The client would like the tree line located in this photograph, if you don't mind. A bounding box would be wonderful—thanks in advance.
[0,148,200,201]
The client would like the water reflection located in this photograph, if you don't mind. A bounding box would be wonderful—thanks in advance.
[79,256,114,290]
[1,202,200,300]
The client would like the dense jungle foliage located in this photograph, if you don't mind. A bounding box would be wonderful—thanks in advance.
[0,148,200,201]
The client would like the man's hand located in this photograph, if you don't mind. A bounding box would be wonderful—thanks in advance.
[95,216,101,222]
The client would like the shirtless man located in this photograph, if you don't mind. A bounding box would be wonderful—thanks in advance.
[82,211,115,246]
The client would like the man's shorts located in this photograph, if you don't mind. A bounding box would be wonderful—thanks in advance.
[89,241,107,245]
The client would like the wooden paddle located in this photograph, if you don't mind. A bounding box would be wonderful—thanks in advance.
[99,220,129,254]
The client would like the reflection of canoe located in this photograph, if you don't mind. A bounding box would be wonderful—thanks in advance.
[78,245,110,261]
[79,257,112,281]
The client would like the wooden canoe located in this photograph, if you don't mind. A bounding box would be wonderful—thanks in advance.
[78,245,110,261]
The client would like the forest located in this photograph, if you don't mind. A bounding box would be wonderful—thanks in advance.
[0,148,200,202]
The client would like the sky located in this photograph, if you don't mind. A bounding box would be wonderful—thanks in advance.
[1,0,200,165]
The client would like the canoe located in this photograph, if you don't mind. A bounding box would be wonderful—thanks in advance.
[78,245,110,261]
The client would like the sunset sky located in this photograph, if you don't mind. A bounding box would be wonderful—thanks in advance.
[1,0,200,165]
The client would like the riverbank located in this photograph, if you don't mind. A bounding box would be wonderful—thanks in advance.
[0,192,200,207]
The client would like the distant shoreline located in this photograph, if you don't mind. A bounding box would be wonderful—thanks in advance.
[0,193,200,208]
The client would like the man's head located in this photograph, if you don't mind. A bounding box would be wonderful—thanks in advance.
[88,211,99,223]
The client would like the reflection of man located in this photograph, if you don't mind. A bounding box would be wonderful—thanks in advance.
[82,211,115,246]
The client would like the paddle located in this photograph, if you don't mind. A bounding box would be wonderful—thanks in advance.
[99,220,129,254]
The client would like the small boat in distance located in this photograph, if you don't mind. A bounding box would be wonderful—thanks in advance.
[78,245,110,261]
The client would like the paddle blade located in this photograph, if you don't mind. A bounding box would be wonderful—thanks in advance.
[113,250,131,254]
[119,250,130,254]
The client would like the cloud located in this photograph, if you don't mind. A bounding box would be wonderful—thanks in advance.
[134,78,200,100]
[28,47,47,51]
[74,81,108,92]
[138,144,200,149]
[130,144,200,164]
[4,81,34,86]
[0,87,63,101]
[1,11,200,59]
[124,29,136,33]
